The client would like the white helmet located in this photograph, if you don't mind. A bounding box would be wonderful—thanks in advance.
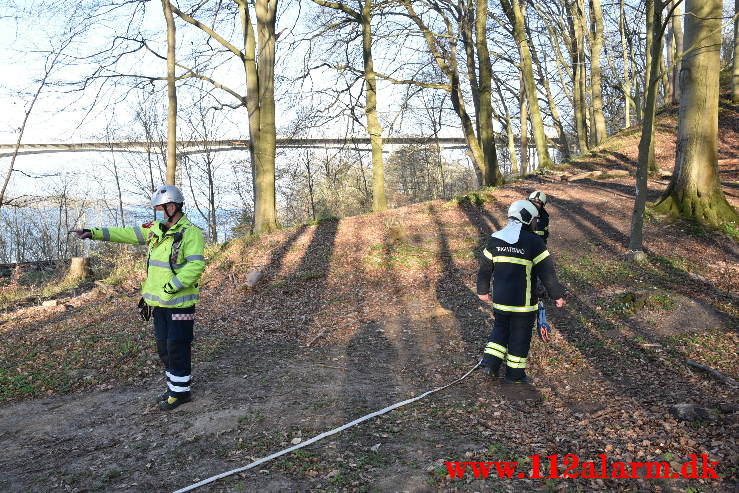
[508,199,539,225]
[528,190,548,206]
[150,184,185,208]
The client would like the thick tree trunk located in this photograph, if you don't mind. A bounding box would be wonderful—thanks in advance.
[453,84,487,186]
[644,0,659,174]
[628,33,643,122]
[588,0,607,145]
[476,0,501,185]
[654,0,739,227]
[629,0,663,252]
[461,3,480,127]
[243,0,279,234]
[162,0,177,185]
[502,0,553,168]
[360,1,387,211]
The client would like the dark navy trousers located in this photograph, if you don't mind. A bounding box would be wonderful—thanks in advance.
[153,307,195,398]
[481,310,536,380]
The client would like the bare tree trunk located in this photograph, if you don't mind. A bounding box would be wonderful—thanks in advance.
[589,0,607,145]
[644,0,659,174]
[304,151,316,221]
[310,0,388,209]
[501,0,553,168]
[545,23,574,109]
[243,0,278,233]
[645,0,654,117]
[204,151,217,241]
[672,1,684,104]
[567,0,588,152]
[629,34,643,122]
[360,0,388,211]
[659,50,670,103]
[461,0,501,185]
[460,2,481,126]
[161,0,177,185]
[664,1,675,103]
[475,0,501,184]
[629,0,663,252]
[528,29,570,160]
[519,82,529,176]
[109,145,126,227]
[733,0,739,103]
[494,78,519,175]
[654,0,738,227]
[171,1,279,234]
[620,0,632,127]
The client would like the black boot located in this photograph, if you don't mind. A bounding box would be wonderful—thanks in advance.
[504,374,534,385]
[478,360,501,379]
[159,394,192,411]
[155,391,169,404]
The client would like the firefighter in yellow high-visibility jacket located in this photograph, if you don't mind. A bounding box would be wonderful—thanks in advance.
[70,185,205,410]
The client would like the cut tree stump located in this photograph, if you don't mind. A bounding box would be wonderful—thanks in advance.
[66,257,90,280]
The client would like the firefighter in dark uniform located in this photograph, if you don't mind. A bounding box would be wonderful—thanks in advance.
[476,200,565,384]
[528,190,549,243]
[70,185,205,410]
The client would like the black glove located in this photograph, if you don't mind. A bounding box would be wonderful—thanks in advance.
[163,281,178,295]
[138,297,152,321]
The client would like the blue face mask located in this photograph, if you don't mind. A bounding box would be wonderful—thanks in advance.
[155,210,167,222]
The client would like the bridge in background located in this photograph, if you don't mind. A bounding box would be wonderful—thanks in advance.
[0,135,563,158]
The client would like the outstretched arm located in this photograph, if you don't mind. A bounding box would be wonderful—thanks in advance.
[78,226,148,245]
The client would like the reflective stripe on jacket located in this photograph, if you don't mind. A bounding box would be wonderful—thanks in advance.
[89,215,206,308]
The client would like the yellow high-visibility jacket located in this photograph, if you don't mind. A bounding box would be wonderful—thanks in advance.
[89,215,205,308]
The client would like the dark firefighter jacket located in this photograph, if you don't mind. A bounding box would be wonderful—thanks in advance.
[533,206,549,243]
[476,227,564,313]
